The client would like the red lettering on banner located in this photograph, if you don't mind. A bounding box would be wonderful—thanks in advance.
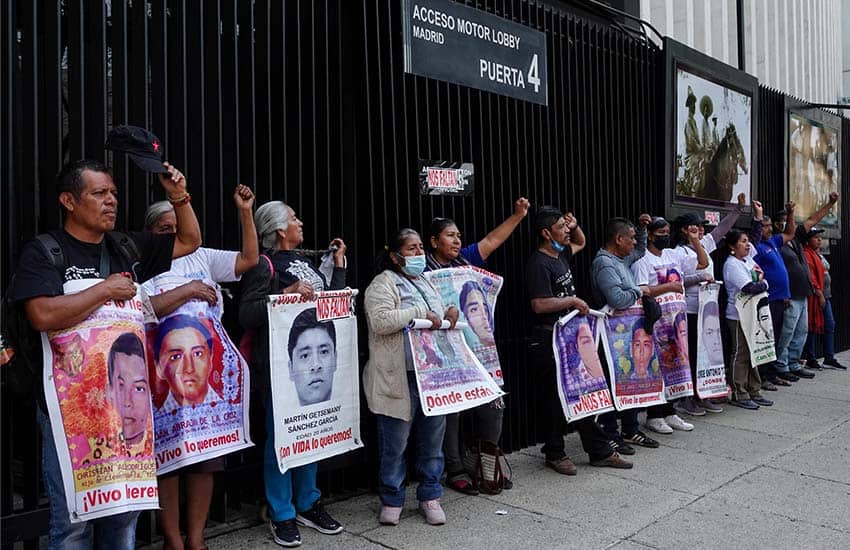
[316,294,351,321]
[427,168,459,189]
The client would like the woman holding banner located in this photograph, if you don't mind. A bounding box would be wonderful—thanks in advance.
[672,197,765,415]
[424,197,529,495]
[363,228,459,527]
[142,186,258,550]
[721,230,774,410]
[239,201,347,547]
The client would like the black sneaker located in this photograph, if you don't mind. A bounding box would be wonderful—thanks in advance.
[609,438,636,456]
[777,372,800,382]
[792,368,815,379]
[751,396,774,407]
[622,431,660,448]
[270,519,301,547]
[806,359,823,370]
[296,502,344,535]
[824,358,848,370]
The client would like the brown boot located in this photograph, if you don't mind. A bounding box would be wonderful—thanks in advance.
[590,452,633,469]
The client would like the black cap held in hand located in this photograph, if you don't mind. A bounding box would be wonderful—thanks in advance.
[104,125,168,173]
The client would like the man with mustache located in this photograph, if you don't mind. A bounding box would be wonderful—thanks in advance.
[5,154,201,549]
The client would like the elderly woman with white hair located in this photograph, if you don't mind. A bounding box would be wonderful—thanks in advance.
[141,184,258,550]
[238,200,347,547]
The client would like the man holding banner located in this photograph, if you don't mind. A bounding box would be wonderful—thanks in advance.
[592,215,661,452]
[526,207,631,474]
[631,216,708,435]
[6,158,201,549]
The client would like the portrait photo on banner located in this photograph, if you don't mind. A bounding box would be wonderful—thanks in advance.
[43,279,159,521]
[553,312,613,421]
[602,303,665,409]
[146,302,251,474]
[267,291,362,474]
[423,266,504,385]
[787,108,842,238]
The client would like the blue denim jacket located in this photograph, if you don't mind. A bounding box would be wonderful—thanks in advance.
[591,227,647,310]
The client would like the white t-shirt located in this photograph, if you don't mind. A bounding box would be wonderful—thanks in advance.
[631,247,692,288]
[722,255,761,321]
[142,247,240,320]
[677,234,716,314]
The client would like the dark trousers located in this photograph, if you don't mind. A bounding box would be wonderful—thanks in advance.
[647,403,675,419]
[761,300,786,380]
[599,409,640,438]
[530,329,613,462]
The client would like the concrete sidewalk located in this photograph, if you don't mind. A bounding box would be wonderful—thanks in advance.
[205,349,850,549]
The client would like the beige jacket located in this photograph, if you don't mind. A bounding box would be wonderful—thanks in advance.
[362,269,434,422]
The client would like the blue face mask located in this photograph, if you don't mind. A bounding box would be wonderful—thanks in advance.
[550,239,566,252]
[401,254,426,277]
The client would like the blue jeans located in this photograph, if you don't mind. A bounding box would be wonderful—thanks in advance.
[37,407,139,550]
[775,298,808,373]
[264,397,321,521]
[375,371,446,507]
[804,299,836,361]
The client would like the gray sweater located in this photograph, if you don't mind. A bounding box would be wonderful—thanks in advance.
[590,228,647,310]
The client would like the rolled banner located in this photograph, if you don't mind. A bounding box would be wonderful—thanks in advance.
[408,319,469,330]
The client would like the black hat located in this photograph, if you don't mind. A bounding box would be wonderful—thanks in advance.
[673,212,708,227]
[104,125,168,173]
[796,225,825,241]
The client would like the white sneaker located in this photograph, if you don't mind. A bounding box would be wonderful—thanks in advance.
[665,414,694,431]
[645,417,673,434]
[419,500,446,525]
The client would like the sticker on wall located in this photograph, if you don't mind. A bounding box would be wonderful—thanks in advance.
[418,161,475,196]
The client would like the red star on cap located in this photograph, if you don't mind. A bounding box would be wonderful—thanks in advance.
[152,141,160,152]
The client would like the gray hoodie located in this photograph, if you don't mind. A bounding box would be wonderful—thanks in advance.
[591,227,647,310]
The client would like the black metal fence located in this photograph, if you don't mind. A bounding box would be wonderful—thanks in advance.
[2,0,848,546]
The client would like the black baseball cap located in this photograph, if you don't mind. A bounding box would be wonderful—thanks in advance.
[104,125,168,174]
[796,225,825,241]
[673,212,708,227]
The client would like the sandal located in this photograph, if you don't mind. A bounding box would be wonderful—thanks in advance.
[446,471,479,495]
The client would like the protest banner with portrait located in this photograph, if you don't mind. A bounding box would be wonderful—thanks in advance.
[600,301,665,410]
[267,290,362,474]
[144,273,253,475]
[735,291,776,367]
[408,320,505,416]
[552,310,614,422]
[695,283,729,398]
[42,279,158,522]
[653,292,694,400]
[423,266,504,385]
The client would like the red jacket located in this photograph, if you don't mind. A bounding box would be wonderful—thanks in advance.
[803,245,825,334]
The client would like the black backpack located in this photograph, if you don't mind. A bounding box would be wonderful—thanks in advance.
[1,232,140,395]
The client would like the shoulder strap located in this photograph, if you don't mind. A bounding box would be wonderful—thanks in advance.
[34,233,67,276]
[106,231,141,263]
[260,254,274,277]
